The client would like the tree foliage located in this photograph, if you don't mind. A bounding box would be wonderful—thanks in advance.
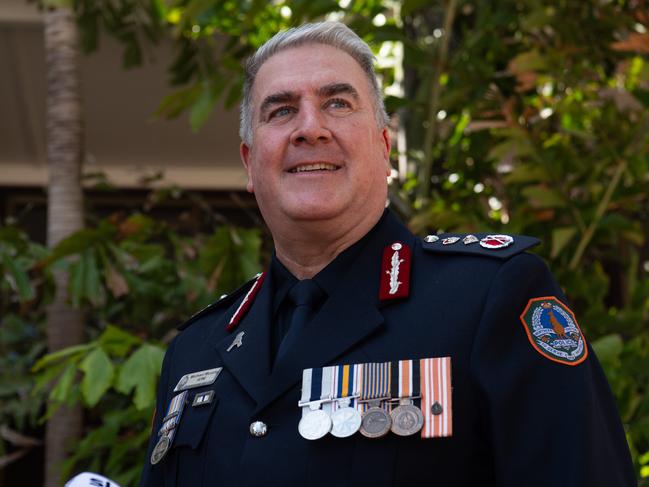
[4,0,649,484]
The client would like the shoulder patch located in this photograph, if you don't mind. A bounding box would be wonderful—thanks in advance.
[519,296,588,366]
[177,274,260,331]
[422,232,539,260]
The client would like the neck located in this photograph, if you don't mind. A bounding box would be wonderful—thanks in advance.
[272,210,383,279]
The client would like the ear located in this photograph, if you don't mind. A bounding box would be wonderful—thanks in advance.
[380,127,392,177]
[239,142,255,193]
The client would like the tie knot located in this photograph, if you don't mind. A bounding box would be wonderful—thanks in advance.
[288,279,324,308]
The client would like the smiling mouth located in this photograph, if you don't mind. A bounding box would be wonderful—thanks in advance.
[289,162,340,173]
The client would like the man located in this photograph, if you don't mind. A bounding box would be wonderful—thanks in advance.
[140,22,635,486]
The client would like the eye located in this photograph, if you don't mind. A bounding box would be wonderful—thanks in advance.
[268,106,295,120]
[325,98,352,110]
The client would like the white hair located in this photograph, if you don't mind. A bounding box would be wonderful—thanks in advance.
[239,21,389,145]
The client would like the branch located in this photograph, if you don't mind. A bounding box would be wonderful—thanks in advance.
[417,0,458,200]
[568,160,626,270]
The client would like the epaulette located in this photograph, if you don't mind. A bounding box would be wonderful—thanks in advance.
[177,275,259,331]
[422,233,540,260]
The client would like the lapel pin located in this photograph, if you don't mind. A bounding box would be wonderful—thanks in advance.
[227,331,245,352]
[463,235,478,245]
[442,237,460,245]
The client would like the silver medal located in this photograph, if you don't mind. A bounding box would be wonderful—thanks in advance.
[150,434,171,465]
[390,403,424,436]
[330,405,362,438]
[360,405,392,439]
[298,409,332,440]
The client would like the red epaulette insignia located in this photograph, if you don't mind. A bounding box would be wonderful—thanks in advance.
[379,242,411,301]
[225,272,266,332]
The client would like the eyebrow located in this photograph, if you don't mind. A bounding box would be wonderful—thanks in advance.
[258,83,360,120]
[259,91,298,119]
[317,82,359,100]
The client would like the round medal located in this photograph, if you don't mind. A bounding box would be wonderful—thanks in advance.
[330,406,362,438]
[390,404,424,436]
[298,409,332,440]
[150,434,171,465]
[360,407,392,439]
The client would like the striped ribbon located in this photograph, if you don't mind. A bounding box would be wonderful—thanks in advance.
[300,366,335,417]
[420,357,452,438]
[331,363,362,411]
[159,390,188,442]
[360,362,391,412]
[390,359,421,403]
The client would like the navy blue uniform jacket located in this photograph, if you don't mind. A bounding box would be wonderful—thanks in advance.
[140,210,635,486]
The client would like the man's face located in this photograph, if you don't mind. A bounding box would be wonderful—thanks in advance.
[240,43,391,232]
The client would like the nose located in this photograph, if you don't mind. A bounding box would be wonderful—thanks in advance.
[290,104,332,145]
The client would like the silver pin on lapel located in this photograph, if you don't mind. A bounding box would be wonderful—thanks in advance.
[227,331,245,352]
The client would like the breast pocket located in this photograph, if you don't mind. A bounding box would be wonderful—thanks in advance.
[163,391,218,487]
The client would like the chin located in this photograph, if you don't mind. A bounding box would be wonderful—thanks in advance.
[282,199,346,223]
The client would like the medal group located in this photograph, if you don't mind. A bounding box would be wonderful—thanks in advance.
[298,357,452,441]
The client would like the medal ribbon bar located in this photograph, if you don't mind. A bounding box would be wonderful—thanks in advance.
[420,357,453,438]
[332,363,361,411]
[359,362,391,412]
[390,359,421,403]
[159,390,188,438]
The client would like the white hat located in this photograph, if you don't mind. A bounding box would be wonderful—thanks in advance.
[64,472,121,487]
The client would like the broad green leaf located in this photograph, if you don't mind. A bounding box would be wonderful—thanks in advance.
[98,325,141,357]
[32,343,95,372]
[44,227,113,266]
[190,84,218,131]
[1,252,34,301]
[69,255,85,307]
[79,348,115,407]
[592,334,623,362]
[551,227,577,259]
[50,363,77,404]
[83,249,105,306]
[116,344,165,410]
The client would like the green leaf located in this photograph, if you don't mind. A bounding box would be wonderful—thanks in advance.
[592,334,623,362]
[83,249,105,306]
[190,84,217,131]
[0,252,34,301]
[50,363,77,404]
[32,343,95,372]
[98,325,141,357]
[79,348,114,407]
[44,227,114,266]
[551,227,577,259]
[116,344,165,410]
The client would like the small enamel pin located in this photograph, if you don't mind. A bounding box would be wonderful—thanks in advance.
[479,234,514,249]
[442,237,460,245]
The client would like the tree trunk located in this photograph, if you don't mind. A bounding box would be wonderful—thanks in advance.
[43,7,85,487]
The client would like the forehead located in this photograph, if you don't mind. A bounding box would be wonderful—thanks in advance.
[251,43,371,105]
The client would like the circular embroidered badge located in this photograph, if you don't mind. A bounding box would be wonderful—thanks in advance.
[519,296,588,366]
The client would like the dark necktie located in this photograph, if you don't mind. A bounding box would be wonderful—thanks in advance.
[276,279,324,361]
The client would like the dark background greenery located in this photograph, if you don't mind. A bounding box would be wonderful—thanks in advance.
[2,0,648,485]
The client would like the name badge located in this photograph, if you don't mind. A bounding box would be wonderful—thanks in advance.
[174,367,222,392]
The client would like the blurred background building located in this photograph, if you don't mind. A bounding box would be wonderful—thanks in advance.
[0,0,256,244]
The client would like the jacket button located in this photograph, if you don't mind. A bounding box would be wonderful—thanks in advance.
[250,421,268,437]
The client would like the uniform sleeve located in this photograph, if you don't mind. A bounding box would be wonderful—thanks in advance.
[469,253,635,486]
[139,337,177,487]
